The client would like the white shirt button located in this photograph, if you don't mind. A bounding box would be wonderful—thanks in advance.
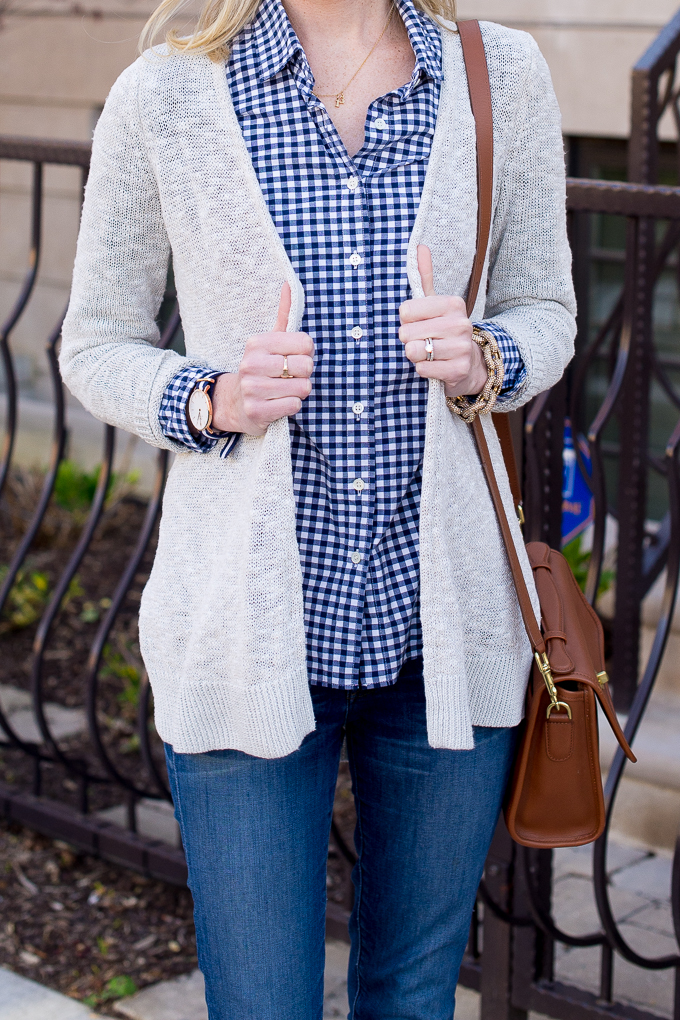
[351,326,363,340]
[346,175,359,191]
[349,252,362,268]
[374,118,388,130]
[352,402,364,415]
[351,551,363,564]
[352,478,366,492]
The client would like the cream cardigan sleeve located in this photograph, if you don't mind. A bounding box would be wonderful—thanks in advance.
[483,34,576,411]
[60,64,192,451]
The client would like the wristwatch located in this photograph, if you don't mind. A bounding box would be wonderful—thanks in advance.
[186,375,225,437]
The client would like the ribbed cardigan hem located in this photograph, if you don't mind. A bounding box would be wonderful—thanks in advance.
[153,673,315,758]
[424,674,474,750]
[466,652,531,730]
[424,650,529,750]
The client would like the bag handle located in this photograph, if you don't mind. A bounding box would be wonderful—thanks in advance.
[457,20,545,655]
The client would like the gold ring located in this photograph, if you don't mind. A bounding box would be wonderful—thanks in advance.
[425,338,434,362]
[281,355,293,379]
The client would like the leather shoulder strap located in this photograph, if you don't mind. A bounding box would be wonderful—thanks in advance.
[459,22,542,651]
[473,416,545,653]
[458,21,524,511]
[493,412,522,512]
[457,20,493,319]
[459,23,634,760]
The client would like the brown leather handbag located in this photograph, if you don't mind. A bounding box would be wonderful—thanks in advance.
[458,21,636,848]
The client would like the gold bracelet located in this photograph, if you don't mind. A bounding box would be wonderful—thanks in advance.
[446,327,504,424]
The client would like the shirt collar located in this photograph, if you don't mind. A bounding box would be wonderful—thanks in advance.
[393,0,443,84]
[247,0,303,82]
[247,0,443,85]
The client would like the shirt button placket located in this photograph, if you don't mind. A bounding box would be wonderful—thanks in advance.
[342,162,369,638]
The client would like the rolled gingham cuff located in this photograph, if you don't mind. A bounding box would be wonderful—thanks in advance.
[159,364,240,457]
[473,320,526,403]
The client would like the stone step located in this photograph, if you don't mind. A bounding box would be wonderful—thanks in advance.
[0,684,87,744]
[551,841,676,1017]
[599,692,680,852]
[110,943,550,1020]
[0,966,99,1020]
[0,393,159,497]
[96,798,181,849]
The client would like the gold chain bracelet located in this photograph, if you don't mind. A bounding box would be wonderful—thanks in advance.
[446,327,504,424]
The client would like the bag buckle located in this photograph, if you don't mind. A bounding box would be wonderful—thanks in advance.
[534,651,572,720]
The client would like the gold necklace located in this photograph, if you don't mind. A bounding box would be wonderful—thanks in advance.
[313,5,395,109]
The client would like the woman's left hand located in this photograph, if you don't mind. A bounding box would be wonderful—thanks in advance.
[399,245,488,399]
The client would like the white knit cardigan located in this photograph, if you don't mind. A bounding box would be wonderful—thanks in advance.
[60,19,576,758]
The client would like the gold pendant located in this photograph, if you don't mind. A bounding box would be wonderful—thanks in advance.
[335,92,345,108]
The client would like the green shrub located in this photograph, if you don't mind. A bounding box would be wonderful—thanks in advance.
[53,460,140,512]
[83,974,137,1007]
[100,645,141,710]
[53,461,104,511]
[562,534,613,599]
[0,565,50,632]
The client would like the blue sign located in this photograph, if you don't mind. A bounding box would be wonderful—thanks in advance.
[562,418,593,546]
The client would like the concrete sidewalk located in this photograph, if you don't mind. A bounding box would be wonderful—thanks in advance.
[0,943,541,1020]
[1,827,675,1020]
[0,966,99,1020]
[110,942,548,1020]
[110,836,677,1020]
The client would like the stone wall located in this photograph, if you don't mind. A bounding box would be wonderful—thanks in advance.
[458,0,680,139]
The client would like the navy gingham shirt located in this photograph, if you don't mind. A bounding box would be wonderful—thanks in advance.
[159,0,526,688]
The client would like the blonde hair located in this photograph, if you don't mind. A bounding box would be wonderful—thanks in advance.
[140,0,457,63]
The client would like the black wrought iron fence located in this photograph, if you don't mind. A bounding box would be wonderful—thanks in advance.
[1,11,680,1019]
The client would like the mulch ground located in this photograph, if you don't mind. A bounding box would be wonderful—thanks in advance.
[0,819,197,1014]
[0,767,356,1013]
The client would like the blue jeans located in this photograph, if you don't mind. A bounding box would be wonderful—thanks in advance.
[164,662,516,1020]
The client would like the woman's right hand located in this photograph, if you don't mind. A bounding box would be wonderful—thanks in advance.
[211,283,314,436]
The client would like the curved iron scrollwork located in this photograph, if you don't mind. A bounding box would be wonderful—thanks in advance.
[0,162,42,500]
[0,139,180,824]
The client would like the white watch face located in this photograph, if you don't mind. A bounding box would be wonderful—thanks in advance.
[188,388,211,431]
